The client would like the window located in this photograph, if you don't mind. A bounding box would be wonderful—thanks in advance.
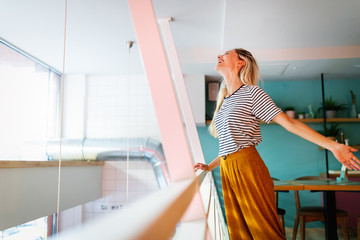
[0,40,61,161]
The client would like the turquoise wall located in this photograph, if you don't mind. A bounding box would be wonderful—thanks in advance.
[197,78,360,228]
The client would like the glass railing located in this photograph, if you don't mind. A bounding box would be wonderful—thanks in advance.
[0,1,229,239]
[49,170,228,240]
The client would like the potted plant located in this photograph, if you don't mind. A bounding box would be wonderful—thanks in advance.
[284,106,296,118]
[297,112,305,119]
[318,96,347,118]
[317,123,341,141]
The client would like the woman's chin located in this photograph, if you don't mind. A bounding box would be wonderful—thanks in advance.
[215,65,223,74]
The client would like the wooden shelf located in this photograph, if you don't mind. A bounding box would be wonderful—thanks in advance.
[269,118,360,124]
[0,160,104,169]
[206,118,360,125]
[305,118,360,123]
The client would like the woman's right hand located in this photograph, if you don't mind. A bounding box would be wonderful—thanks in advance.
[194,163,210,172]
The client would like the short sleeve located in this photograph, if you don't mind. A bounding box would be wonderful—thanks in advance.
[250,86,282,123]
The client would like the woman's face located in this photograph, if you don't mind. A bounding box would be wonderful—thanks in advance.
[215,49,244,75]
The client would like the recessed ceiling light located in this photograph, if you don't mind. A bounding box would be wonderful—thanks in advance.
[291,66,297,70]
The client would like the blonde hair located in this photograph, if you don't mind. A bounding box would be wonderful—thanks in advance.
[208,48,261,138]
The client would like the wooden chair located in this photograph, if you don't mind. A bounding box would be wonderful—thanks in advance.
[292,176,349,240]
[272,178,286,234]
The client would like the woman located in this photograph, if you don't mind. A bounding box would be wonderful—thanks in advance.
[194,48,360,239]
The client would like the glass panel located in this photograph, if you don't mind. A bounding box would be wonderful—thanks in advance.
[56,69,166,230]
[0,217,48,240]
[0,2,63,238]
[0,42,61,238]
[1,1,173,238]
[0,43,61,161]
[54,1,169,235]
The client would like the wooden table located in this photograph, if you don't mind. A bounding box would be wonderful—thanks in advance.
[274,179,360,191]
[320,170,360,178]
[274,179,360,240]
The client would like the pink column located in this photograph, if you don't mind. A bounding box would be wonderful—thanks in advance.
[128,0,207,223]
[127,0,194,182]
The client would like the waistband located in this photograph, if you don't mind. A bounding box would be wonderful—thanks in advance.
[220,145,257,161]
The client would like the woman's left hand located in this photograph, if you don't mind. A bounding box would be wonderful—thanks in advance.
[332,144,360,170]
[273,113,360,170]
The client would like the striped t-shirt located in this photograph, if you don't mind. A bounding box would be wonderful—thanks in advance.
[214,84,282,157]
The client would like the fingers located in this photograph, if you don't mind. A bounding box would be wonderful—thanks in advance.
[349,147,359,152]
[348,162,360,171]
[194,163,208,172]
[342,155,360,171]
[351,156,360,170]
[194,164,200,171]
[342,160,355,170]
[195,164,205,171]
[345,162,356,171]
[348,152,360,170]
[194,163,201,171]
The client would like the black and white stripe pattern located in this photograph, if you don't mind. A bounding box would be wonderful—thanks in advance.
[214,85,282,157]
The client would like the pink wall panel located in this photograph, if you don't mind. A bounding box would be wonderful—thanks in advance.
[128,0,207,223]
[127,0,195,182]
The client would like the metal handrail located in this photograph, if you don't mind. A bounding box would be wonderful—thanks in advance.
[0,37,62,76]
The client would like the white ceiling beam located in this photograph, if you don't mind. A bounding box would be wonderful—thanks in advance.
[252,46,360,62]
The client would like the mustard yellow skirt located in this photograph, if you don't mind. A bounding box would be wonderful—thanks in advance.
[220,145,285,240]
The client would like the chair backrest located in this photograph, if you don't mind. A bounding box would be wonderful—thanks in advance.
[293,176,327,209]
[272,178,280,207]
[294,176,325,181]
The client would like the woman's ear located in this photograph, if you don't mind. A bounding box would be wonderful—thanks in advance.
[237,60,245,69]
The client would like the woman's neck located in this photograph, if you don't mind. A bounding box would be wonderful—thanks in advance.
[224,76,243,97]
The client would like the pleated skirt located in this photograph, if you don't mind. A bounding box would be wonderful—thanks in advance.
[220,145,286,240]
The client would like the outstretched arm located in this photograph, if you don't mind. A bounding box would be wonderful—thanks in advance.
[272,112,360,170]
[194,156,221,172]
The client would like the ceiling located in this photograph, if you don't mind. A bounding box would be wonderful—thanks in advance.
[1,0,360,81]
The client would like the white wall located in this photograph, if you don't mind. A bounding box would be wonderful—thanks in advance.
[184,75,205,126]
[63,73,206,138]
[63,74,161,140]
[63,74,87,138]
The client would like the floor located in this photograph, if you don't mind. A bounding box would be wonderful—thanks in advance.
[285,227,358,240]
